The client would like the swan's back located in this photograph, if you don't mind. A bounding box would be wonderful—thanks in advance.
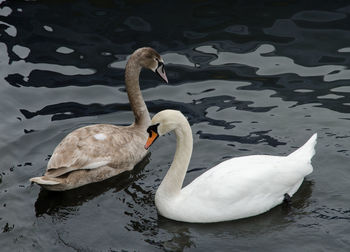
[47,124,146,173]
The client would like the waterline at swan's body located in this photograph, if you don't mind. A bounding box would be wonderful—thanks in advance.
[145,110,317,223]
[30,47,168,191]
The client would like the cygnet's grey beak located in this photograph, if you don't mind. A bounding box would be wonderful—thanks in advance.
[156,62,168,83]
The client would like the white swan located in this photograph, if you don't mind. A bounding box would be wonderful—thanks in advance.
[30,47,168,191]
[145,110,317,223]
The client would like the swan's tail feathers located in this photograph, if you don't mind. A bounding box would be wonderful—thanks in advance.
[288,133,317,162]
[30,176,61,185]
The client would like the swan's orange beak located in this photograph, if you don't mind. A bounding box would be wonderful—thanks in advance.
[145,130,159,150]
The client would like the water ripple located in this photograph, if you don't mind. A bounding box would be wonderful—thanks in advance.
[196,44,348,82]
[0,43,95,85]
[1,0,350,251]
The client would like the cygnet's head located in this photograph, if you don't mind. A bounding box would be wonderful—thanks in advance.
[144,110,188,149]
[132,47,168,83]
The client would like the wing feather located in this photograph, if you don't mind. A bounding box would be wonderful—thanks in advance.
[46,124,147,178]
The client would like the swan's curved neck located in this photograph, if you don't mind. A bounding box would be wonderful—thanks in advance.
[158,120,193,197]
[125,57,150,127]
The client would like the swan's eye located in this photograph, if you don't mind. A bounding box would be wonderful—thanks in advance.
[156,59,164,70]
[155,58,164,65]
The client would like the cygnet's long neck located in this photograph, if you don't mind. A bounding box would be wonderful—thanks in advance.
[125,55,150,127]
[158,119,193,197]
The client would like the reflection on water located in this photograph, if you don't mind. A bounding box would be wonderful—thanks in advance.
[197,129,286,147]
[197,44,347,81]
[0,42,94,86]
[1,0,350,251]
[34,153,150,217]
[142,179,314,251]
[313,207,350,220]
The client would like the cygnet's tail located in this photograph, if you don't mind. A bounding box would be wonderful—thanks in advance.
[30,176,60,185]
[288,133,317,162]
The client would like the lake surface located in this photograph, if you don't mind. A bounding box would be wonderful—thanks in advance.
[1,0,350,251]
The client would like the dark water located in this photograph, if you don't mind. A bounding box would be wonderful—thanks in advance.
[1,0,350,251]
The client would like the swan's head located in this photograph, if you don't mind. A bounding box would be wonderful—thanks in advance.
[133,47,168,83]
[145,110,188,149]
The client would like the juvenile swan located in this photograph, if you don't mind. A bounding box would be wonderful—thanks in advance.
[30,47,168,191]
[145,110,317,223]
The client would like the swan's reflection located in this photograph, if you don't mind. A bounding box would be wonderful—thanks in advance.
[158,180,313,238]
[34,153,151,217]
[128,178,313,250]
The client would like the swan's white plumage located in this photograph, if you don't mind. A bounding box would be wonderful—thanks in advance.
[149,110,317,223]
[166,154,312,223]
[94,133,107,141]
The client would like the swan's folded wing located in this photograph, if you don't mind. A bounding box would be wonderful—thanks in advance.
[46,124,140,177]
[183,155,303,205]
